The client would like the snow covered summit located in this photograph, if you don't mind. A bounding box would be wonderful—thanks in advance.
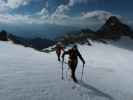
[0,39,133,100]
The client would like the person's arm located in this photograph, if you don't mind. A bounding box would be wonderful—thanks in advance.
[77,50,85,64]
[62,50,69,60]
[61,47,64,51]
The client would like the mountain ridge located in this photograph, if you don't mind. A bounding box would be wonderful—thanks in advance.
[0,16,133,49]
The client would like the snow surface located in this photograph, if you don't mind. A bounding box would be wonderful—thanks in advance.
[0,39,133,100]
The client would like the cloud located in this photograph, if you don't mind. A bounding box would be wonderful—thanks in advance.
[30,5,70,24]
[0,0,131,39]
[0,0,10,13]
[0,0,126,31]
[68,0,88,6]
[35,8,49,16]
[0,14,32,24]
[68,0,107,6]
[0,0,32,14]
[50,5,70,23]
[0,5,130,38]
[6,0,32,9]
[81,11,111,21]
[0,8,114,29]
[54,5,70,15]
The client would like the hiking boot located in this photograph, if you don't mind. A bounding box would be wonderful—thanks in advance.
[58,58,60,61]
[72,76,78,83]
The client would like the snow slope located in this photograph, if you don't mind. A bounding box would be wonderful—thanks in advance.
[0,40,133,100]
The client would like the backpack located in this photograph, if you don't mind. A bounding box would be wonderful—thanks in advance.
[69,48,77,60]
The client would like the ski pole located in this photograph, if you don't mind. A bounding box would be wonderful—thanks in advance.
[81,63,85,80]
[62,59,64,80]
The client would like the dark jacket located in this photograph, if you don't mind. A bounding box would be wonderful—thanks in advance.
[62,48,85,64]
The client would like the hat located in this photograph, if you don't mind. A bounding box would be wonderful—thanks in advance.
[73,44,77,49]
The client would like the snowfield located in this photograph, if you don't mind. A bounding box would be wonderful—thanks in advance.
[0,37,133,100]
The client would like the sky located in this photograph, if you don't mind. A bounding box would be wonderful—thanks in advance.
[0,0,132,38]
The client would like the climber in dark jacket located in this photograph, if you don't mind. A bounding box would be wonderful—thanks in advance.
[62,45,85,82]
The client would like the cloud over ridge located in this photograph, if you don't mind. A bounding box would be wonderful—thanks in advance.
[0,0,131,38]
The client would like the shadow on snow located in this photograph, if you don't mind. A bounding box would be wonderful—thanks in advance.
[77,80,114,100]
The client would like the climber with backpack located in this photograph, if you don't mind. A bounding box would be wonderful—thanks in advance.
[56,42,64,61]
[62,45,85,82]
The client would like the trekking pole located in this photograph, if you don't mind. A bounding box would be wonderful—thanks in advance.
[81,63,85,80]
[61,59,64,80]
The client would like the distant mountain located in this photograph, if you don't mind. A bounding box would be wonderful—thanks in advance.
[0,30,8,41]
[57,16,133,45]
[7,33,55,50]
[97,16,133,39]
[57,28,96,45]
[80,29,95,33]
[0,23,82,39]
[30,38,55,50]
[1,16,133,48]
[51,16,133,45]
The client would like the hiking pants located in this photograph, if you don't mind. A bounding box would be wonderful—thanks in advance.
[56,50,61,61]
[68,60,78,81]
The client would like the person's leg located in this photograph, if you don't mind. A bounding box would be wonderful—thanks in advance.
[70,61,77,82]
[68,61,72,77]
[58,54,60,61]
[56,51,61,61]
[72,62,77,82]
